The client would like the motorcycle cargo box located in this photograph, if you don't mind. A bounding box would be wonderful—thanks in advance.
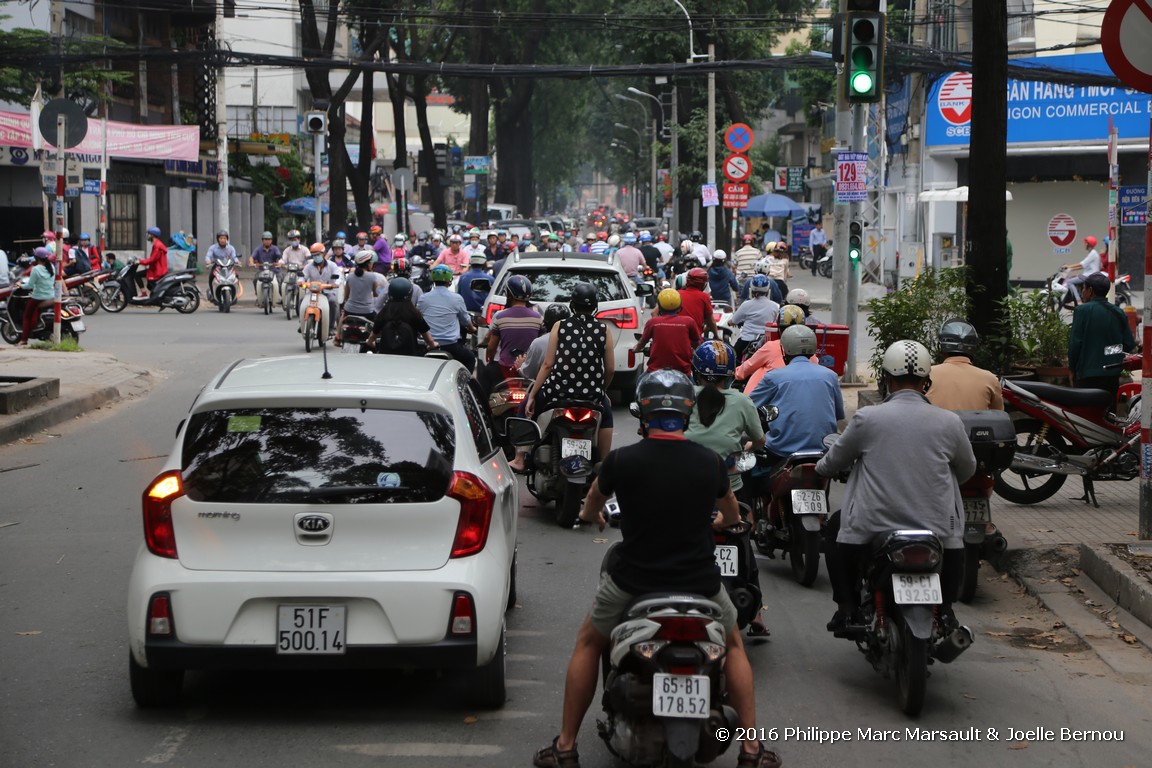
[955,410,1015,472]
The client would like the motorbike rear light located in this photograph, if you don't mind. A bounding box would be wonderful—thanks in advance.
[142,471,182,559]
[147,594,173,635]
[510,390,527,402]
[146,593,175,638]
[561,407,596,423]
[669,665,697,675]
[653,616,709,642]
[448,472,496,558]
[890,544,940,568]
[633,640,668,660]
[595,306,638,329]
[449,592,475,635]
[696,641,726,662]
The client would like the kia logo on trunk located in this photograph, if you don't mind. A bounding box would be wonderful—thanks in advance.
[297,515,331,533]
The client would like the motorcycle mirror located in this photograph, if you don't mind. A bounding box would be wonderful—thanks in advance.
[504,417,542,447]
[628,402,641,419]
[759,405,779,425]
[634,282,654,296]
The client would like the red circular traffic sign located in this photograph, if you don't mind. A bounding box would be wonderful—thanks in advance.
[1047,213,1077,248]
[724,123,755,153]
[1103,0,1152,93]
[723,154,752,183]
[937,72,973,126]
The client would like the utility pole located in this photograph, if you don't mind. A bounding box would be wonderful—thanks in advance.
[843,103,864,383]
[50,0,64,344]
[670,86,679,238]
[250,68,259,135]
[706,43,716,251]
[215,2,229,236]
[830,1,851,328]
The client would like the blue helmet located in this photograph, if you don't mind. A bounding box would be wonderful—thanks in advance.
[430,264,454,284]
[505,274,533,301]
[622,232,637,245]
[692,340,737,381]
[749,274,771,295]
[146,226,161,238]
[79,232,91,241]
[639,230,652,243]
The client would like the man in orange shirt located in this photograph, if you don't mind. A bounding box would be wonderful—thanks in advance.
[926,319,1003,411]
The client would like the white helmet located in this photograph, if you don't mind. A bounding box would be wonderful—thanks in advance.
[60,227,70,239]
[785,288,810,306]
[608,234,621,247]
[780,325,817,357]
[754,259,772,275]
[882,340,932,378]
[712,249,728,262]
[680,239,694,254]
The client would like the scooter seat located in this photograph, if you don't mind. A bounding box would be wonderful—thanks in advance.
[624,593,725,621]
[1012,381,1112,410]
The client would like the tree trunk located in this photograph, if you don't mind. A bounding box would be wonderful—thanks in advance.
[352,68,375,231]
[413,75,447,229]
[388,72,408,170]
[965,1,1008,341]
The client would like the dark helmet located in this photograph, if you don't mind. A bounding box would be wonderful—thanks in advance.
[387,277,414,301]
[692,340,737,381]
[542,303,571,331]
[635,369,696,421]
[690,230,704,243]
[938,318,979,358]
[505,274,533,301]
[570,282,598,313]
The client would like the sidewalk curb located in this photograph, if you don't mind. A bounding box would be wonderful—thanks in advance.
[0,385,122,445]
[1079,543,1152,630]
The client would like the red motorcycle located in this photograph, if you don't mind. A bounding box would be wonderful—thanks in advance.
[995,355,1142,507]
[750,448,830,586]
[954,410,1014,603]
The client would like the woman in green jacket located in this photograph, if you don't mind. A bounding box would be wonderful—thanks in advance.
[18,248,56,345]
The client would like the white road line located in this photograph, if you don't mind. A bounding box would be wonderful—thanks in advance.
[504,678,544,687]
[334,743,504,758]
[506,653,540,662]
[473,709,539,720]
[141,727,189,764]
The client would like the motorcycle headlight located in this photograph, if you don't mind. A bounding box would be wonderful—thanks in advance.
[632,640,668,660]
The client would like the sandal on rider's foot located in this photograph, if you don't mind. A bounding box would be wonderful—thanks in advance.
[746,621,771,638]
[533,736,580,768]
[737,743,782,768]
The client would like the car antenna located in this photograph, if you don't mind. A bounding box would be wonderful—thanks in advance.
[320,337,333,379]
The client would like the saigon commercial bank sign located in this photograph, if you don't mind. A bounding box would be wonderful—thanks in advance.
[926,52,1152,146]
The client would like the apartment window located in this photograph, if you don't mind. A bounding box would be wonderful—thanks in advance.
[1007,0,1036,52]
[108,191,141,250]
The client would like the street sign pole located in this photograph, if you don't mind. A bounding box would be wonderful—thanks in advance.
[844,102,864,384]
[53,114,66,344]
[1142,115,1152,541]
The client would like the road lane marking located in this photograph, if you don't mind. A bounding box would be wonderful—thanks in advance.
[141,727,188,764]
[334,743,504,757]
[506,653,540,662]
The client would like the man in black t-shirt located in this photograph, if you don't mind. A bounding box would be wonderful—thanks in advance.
[533,370,780,768]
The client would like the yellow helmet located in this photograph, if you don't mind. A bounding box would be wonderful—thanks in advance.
[778,304,806,327]
[657,288,682,311]
[764,240,777,252]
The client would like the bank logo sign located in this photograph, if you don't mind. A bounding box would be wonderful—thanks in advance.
[926,53,1152,146]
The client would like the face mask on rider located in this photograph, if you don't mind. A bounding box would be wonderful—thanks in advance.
[312,255,324,264]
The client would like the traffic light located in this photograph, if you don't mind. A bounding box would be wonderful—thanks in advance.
[848,220,863,262]
[304,110,327,134]
[845,11,884,103]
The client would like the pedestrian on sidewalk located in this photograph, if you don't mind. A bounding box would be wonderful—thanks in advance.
[809,221,827,276]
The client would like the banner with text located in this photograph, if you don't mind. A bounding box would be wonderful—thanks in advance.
[0,109,201,161]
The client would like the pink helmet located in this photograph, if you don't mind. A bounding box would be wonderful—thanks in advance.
[1083,236,1097,248]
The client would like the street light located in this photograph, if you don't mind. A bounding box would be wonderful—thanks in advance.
[610,136,640,216]
[617,93,657,217]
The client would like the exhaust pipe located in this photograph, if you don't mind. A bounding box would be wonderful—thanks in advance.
[985,531,1008,554]
[934,625,975,664]
[1010,453,1086,477]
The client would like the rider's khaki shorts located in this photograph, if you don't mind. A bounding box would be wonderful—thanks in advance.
[589,572,738,639]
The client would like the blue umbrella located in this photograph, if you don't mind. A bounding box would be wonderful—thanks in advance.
[739,193,807,219]
[281,197,330,216]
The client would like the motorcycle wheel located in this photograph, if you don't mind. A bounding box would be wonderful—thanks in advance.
[74,285,100,315]
[100,285,127,313]
[284,289,296,320]
[557,483,582,528]
[896,622,929,716]
[304,316,316,353]
[789,518,821,586]
[818,260,832,278]
[993,417,1069,504]
[1,320,19,345]
[799,253,814,270]
[957,544,981,604]
[175,286,200,314]
[261,288,271,315]
[220,290,231,313]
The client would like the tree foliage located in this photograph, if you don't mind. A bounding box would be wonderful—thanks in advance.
[0,26,133,111]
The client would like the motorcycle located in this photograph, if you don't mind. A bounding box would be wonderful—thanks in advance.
[595,547,739,768]
[1045,268,1131,311]
[281,263,302,320]
[954,410,1014,603]
[995,358,1142,507]
[336,313,373,353]
[1112,273,1133,308]
[750,446,830,587]
[409,255,432,294]
[816,247,833,278]
[711,511,763,630]
[212,255,239,312]
[99,262,200,313]
[796,245,814,271]
[505,404,602,528]
[66,269,107,315]
[0,284,86,344]
[488,375,534,457]
[255,263,278,315]
[299,281,335,353]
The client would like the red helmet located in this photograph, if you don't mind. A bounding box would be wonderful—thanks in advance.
[1083,236,1097,248]
[686,267,708,288]
[597,231,608,240]
[742,234,755,244]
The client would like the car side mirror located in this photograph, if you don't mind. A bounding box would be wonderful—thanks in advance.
[505,417,542,447]
[634,282,654,296]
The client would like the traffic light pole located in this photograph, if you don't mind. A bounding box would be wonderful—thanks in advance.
[843,102,865,384]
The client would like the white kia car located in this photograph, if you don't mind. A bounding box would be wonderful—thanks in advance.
[126,355,518,708]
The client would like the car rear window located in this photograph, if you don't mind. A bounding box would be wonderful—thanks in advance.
[181,407,455,504]
[508,267,627,303]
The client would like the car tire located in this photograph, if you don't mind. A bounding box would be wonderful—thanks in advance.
[468,622,506,709]
[128,652,183,708]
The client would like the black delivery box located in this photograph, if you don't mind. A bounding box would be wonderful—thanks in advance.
[955,410,1016,473]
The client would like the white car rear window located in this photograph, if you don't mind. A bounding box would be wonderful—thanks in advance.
[507,267,627,303]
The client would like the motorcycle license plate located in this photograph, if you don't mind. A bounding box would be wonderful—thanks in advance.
[652,673,710,719]
[561,438,592,460]
[714,545,739,577]
[69,319,85,332]
[963,498,990,524]
[791,489,827,515]
[277,605,346,654]
[891,573,942,605]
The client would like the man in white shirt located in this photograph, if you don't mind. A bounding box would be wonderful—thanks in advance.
[1063,235,1103,306]
[809,221,828,276]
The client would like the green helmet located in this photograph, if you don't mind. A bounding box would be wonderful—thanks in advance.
[431,264,454,284]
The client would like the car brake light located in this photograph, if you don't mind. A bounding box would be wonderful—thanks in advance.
[448,472,495,558]
[596,306,638,329]
[449,592,475,635]
[142,471,182,559]
[147,593,174,637]
[485,302,503,326]
[561,407,596,423]
[654,616,709,642]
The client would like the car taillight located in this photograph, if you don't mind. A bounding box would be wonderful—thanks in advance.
[596,306,638,329]
[449,592,475,635]
[891,544,940,568]
[448,471,495,558]
[147,593,175,637]
[143,471,182,559]
[485,302,504,326]
[561,407,596,423]
[653,616,709,642]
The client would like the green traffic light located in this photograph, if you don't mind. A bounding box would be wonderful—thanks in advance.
[850,71,875,94]
[849,247,862,261]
